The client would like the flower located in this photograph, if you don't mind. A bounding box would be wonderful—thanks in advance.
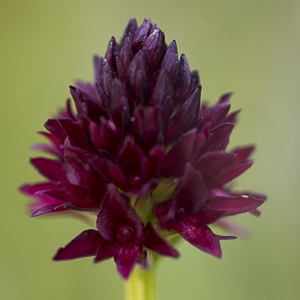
[21,18,266,279]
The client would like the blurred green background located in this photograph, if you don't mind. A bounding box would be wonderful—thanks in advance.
[1,0,299,299]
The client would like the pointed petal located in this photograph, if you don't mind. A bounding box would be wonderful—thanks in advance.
[96,184,143,242]
[150,68,174,119]
[205,195,265,217]
[148,145,166,177]
[167,85,201,144]
[100,59,113,98]
[114,243,143,279]
[218,161,253,186]
[94,240,120,262]
[117,139,148,185]
[191,70,200,89]
[231,145,255,165]
[214,219,250,238]
[194,151,237,187]
[178,207,225,225]
[70,86,106,122]
[31,203,66,216]
[199,102,231,129]
[163,129,197,178]
[120,18,138,46]
[63,141,86,185]
[174,54,191,107]
[144,223,179,258]
[20,182,60,195]
[119,35,133,72]
[44,119,67,144]
[105,36,120,76]
[203,123,234,152]
[93,55,102,83]
[89,119,122,157]
[142,107,167,152]
[158,40,179,84]
[58,118,89,150]
[30,158,67,183]
[128,50,152,105]
[177,222,222,258]
[143,29,166,69]
[110,79,131,135]
[132,18,154,53]
[35,189,82,203]
[219,92,233,103]
[173,163,207,215]
[53,230,104,260]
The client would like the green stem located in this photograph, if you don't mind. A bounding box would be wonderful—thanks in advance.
[125,264,157,300]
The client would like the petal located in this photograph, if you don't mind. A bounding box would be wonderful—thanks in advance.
[174,54,192,107]
[70,86,106,122]
[132,18,154,53]
[173,163,207,215]
[99,59,113,98]
[58,118,89,150]
[219,92,233,103]
[93,55,102,83]
[144,223,179,258]
[53,230,104,260]
[176,222,222,258]
[191,70,200,89]
[30,157,67,183]
[120,35,133,71]
[128,50,152,105]
[194,151,237,187]
[148,145,166,177]
[44,119,67,144]
[110,79,131,135]
[96,184,144,242]
[205,195,265,217]
[158,40,179,84]
[143,29,166,69]
[167,85,201,144]
[35,189,81,203]
[31,203,66,217]
[114,243,143,279]
[20,182,60,195]
[89,119,122,157]
[105,36,120,76]
[150,68,174,120]
[163,129,197,178]
[198,102,231,130]
[94,240,120,262]
[117,138,146,185]
[202,123,234,153]
[142,107,167,152]
[214,219,250,239]
[178,207,225,225]
[231,145,255,165]
[38,131,61,150]
[218,161,253,186]
[120,18,138,46]
[63,142,86,185]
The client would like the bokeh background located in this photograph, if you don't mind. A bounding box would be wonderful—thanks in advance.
[1,0,299,299]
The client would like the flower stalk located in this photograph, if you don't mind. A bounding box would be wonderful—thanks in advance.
[125,264,157,300]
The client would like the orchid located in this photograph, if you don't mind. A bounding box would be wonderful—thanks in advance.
[21,18,266,300]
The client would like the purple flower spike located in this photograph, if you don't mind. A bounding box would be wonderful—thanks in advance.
[21,18,266,280]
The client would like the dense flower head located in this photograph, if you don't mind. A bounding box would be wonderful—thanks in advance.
[21,18,266,279]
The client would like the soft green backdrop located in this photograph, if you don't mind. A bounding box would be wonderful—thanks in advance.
[1,0,299,299]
